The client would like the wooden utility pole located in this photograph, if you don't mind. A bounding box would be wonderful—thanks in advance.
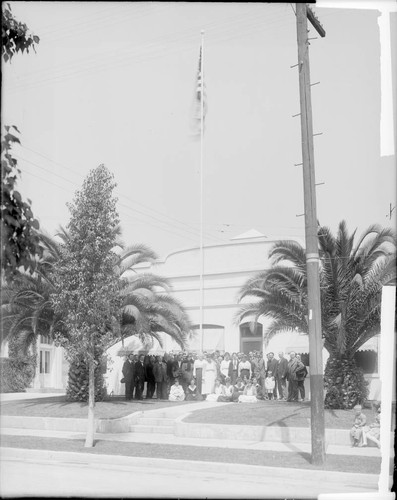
[295,3,326,466]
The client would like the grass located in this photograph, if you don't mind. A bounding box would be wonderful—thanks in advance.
[0,434,382,474]
[183,401,378,429]
[1,397,383,430]
[0,396,195,420]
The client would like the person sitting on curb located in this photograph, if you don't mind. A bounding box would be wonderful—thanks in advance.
[168,378,185,402]
[362,406,381,448]
[350,404,367,447]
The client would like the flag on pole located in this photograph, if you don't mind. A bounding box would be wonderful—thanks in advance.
[192,43,207,135]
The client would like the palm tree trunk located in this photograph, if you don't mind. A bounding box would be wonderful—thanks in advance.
[324,352,369,409]
[84,343,95,448]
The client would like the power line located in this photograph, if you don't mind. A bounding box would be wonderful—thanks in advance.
[14,150,225,244]
[7,7,291,93]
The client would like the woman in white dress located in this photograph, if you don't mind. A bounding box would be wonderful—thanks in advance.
[238,380,258,403]
[206,378,226,402]
[202,354,217,396]
[168,379,185,401]
[220,353,231,383]
[193,353,207,396]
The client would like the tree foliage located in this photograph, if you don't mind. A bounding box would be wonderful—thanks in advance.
[1,5,41,279]
[1,127,43,280]
[2,3,39,63]
[51,165,122,364]
[237,221,396,409]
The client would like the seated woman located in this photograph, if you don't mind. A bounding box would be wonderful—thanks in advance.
[252,376,263,400]
[363,407,381,448]
[168,378,185,402]
[206,378,226,402]
[218,376,234,402]
[231,377,246,402]
[238,379,258,403]
[185,378,203,401]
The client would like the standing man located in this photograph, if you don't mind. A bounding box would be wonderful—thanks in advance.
[153,355,168,400]
[122,354,135,401]
[275,352,288,400]
[286,351,304,402]
[295,354,308,401]
[172,353,183,383]
[266,352,278,400]
[228,352,239,384]
[256,352,267,397]
[134,354,145,400]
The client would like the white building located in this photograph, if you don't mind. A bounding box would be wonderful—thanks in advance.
[106,229,380,399]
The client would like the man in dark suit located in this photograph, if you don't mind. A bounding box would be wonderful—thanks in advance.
[266,352,278,399]
[228,352,239,384]
[275,351,288,400]
[153,355,168,400]
[287,351,305,402]
[122,354,135,401]
[134,354,145,400]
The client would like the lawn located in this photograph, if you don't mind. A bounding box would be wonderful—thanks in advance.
[183,401,379,429]
[0,434,382,475]
[0,396,195,419]
[1,397,383,430]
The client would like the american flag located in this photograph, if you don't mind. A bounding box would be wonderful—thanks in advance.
[193,44,207,134]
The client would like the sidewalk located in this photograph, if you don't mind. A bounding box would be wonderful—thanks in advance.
[0,392,66,402]
[0,425,382,457]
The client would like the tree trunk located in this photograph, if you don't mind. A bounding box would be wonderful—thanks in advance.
[324,352,369,409]
[84,345,95,448]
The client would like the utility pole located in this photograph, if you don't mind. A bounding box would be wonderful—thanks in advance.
[295,3,326,466]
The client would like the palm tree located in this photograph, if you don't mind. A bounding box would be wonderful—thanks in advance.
[1,232,192,398]
[237,221,396,409]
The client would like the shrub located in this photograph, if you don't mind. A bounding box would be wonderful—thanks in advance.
[0,355,36,393]
[66,355,107,402]
[324,354,369,409]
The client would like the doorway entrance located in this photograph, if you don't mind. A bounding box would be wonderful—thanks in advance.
[239,322,263,354]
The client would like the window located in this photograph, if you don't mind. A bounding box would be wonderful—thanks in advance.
[40,350,50,374]
[354,351,378,374]
[40,335,52,345]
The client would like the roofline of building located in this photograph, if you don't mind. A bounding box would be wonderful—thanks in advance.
[153,236,305,266]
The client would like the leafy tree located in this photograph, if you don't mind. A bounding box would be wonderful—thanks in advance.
[1,4,41,279]
[237,221,396,409]
[2,3,39,63]
[51,165,122,447]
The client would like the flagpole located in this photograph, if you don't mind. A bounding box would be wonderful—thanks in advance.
[199,29,205,352]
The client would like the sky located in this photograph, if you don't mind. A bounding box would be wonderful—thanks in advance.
[3,1,397,259]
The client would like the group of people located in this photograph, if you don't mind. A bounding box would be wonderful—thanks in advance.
[350,403,381,448]
[121,349,308,403]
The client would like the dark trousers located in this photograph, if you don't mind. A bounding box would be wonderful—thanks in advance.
[297,380,305,400]
[135,379,144,400]
[146,380,155,399]
[276,377,287,399]
[287,379,299,401]
[125,379,134,400]
[156,381,168,400]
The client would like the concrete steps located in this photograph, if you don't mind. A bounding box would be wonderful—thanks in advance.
[129,415,175,434]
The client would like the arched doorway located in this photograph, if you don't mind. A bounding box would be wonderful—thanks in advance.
[239,322,263,354]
